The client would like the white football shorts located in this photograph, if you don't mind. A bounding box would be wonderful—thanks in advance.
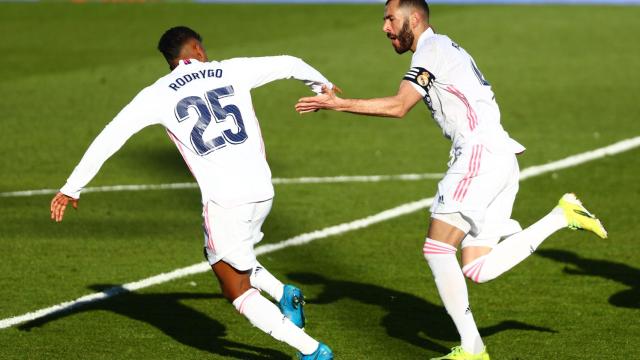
[431,143,522,248]
[202,199,273,271]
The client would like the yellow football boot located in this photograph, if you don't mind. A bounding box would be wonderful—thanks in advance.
[558,193,608,239]
[431,346,490,360]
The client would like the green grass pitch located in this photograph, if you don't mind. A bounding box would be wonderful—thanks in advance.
[1,2,639,359]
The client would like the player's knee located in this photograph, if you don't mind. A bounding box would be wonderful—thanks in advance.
[211,261,253,302]
[221,286,239,302]
[222,282,253,302]
[462,257,491,284]
[464,273,490,284]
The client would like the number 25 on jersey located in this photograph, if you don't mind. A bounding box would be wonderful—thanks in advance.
[175,86,248,156]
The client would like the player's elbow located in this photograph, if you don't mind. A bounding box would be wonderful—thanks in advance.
[281,55,305,68]
[398,105,412,118]
[388,101,410,118]
[388,110,405,119]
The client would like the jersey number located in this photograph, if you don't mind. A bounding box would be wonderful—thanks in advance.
[175,86,248,156]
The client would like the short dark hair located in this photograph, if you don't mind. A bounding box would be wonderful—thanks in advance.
[157,26,202,66]
[386,0,430,19]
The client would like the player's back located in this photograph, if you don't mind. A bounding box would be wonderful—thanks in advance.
[59,55,330,203]
[150,58,273,207]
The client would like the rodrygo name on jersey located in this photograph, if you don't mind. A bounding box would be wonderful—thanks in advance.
[168,66,224,91]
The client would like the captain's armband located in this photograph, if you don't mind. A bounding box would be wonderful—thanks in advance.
[403,67,435,92]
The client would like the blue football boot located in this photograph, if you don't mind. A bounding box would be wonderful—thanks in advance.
[279,284,305,328]
[297,343,333,360]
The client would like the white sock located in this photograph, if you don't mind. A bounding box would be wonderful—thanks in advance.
[463,207,567,283]
[250,262,284,301]
[423,239,484,354]
[232,289,318,355]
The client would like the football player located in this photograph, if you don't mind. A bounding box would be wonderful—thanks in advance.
[50,26,334,360]
[295,1,606,359]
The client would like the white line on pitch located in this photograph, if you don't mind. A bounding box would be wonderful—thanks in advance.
[1,135,639,330]
[0,173,444,198]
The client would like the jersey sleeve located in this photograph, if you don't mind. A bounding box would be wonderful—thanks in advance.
[402,44,441,97]
[403,66,436,97]
[59,88,160,198]
[224,56,332,94]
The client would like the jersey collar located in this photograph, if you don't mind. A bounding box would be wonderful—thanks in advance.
[177,58,200,67]
[416,27,435,51]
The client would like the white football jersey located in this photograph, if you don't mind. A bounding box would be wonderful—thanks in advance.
[60,56,332,207]
[403,28,524,154]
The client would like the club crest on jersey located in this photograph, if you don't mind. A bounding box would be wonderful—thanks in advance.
[403,66,435,93]
[417,71,431,87]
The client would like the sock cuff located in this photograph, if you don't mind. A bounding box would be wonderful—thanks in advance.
[232,288,260,314]
[423,238,457,255]
[462,255,488,283]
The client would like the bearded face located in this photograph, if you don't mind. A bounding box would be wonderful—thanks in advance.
[387,18,414,54]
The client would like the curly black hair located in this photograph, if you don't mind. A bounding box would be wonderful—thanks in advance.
[157,26,202,69]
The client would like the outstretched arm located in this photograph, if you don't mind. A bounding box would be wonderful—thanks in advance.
[229,55,335,94]
[50,116,144,222]
[295,80,422,118]
[51,89,158,222]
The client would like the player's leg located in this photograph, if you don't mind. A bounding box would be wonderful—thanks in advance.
[425,145,500,359]
[246,212,306,328]
[424,216,486,358]
[250,262,306,328]
[461,211,565,283]
[212,259,252,300]
[243,206,289,305]
[249,262,284,301]
[461,156,606,284]
[243,202,307,330]
[204,200,332,359]
[211,261,322,356]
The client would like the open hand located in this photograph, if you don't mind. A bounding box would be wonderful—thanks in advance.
[296,84,343,114]
[50,192,78,222]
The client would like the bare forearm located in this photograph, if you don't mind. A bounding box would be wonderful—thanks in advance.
[334,96,407,118]
[296,80,422,118]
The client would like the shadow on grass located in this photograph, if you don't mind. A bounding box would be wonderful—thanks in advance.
[18,284,289,360]
[121,144,192,179]
[287,272,555,354]
[537,249,639,309]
